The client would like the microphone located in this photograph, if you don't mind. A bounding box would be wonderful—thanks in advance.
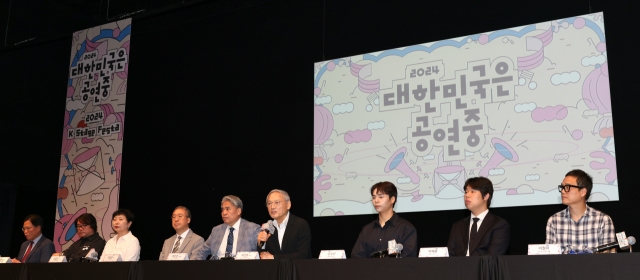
[388,243,404,257]
[259,221,273,247]
[82,248,99,262]
[369,248,388,258]
[593,236,636,252]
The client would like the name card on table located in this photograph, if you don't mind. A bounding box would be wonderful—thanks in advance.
[49,255,68,262]
[418,247,449,257]
[235,251,259,260]
[100,254,123,262]
[616,231,629,249]
[318,250,346,259]
[528,244,561,255]
[167,253,189,260]
[0,257,11,263]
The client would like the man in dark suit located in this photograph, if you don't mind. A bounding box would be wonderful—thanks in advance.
[447,177,510,256]
[12,214,55,263]
[257,189,311,259]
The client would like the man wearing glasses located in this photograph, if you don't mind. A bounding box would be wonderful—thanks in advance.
[159,206,204,260]
[55,213,106,261]
[257,189,311,259]
[546,169,616,253]
[12,214,55,263]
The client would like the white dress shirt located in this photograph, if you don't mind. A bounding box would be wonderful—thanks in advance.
[467,209,489,256]
[273,212,290,249]
[171,229,190,252]
[101,231,140,261]
[217,219,240,257]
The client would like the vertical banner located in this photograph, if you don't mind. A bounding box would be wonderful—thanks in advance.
[55,19,131,252]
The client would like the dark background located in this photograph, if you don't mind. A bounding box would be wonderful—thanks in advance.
[1,0,637,259]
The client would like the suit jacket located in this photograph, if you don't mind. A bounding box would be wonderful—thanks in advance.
[191,218,260,260]
[447,211,510,256]
[17,235,55,263]
[159,229,205,260]
[261,214,312,259]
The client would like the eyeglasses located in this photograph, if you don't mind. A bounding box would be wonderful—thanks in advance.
[558,184,583,193]
[266,201,282,207]
[76,224,89,230]
[21,226,34,232]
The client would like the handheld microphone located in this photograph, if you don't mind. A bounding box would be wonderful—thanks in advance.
[593,236,636,252]
[259,221,274,247]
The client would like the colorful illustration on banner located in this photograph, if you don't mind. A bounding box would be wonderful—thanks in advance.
[55,18,131,251]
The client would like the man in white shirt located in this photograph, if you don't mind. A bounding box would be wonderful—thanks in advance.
[159,206,205,260]
[257,189,311,259]
[191,195,261,260]
[447,177,510,256]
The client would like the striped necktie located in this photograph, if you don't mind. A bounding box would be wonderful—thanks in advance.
[225,227,235,257]
[172,236,182,253]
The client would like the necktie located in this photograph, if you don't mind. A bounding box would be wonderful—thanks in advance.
[225,227,235,257]
[22,241,34,262]
[172,236,182,253]
[469,217,480,251]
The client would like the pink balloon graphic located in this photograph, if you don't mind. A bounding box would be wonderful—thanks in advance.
[582,62,611,114]
[314,106,334,145]
[327,61,336,71]
[573,18,586,29]
[572,130,583,140]
[478,34,489,45]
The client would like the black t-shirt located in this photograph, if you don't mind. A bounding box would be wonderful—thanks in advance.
[63,232,106,261]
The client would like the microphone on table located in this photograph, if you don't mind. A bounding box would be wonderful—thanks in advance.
[82,248,99,262]
[259,220,274,247]
[370,248,388,258]
[388,243,404,258]
[593,236,636,252]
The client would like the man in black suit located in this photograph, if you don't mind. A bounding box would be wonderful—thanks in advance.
[447,177,510,256]
[12,214,55,263]
[257,189,311,259]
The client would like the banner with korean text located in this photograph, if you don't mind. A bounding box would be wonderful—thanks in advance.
[54,19,131,251]
[313,12,618,216]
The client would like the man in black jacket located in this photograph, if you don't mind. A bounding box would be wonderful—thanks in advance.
[257,189,311,259]
[447,177,510,256]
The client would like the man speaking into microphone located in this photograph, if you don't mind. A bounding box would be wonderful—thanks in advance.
[351,182,417,258]
[257,189,312,259]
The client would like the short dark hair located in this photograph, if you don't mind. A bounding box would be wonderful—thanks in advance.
[112,209,135,223]
[565,169,593,200]
[370,181,398,207]
[464,177,494,208]
[24,214,43,228]
[75,213,98,232]
[174,206,191,218]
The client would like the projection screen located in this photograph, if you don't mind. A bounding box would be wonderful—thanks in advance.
[313,12,617,216]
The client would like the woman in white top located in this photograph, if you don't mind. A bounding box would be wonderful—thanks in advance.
[100,209,141,261]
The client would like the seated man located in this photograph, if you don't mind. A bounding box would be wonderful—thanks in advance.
[546,169,615,253]
[56,213,106,261]
[448,177,510,256]
[159,206,205,260]
[12,214,55,263]
[257,189,311,259]
[351,182,417,258]
[191,195,261,260]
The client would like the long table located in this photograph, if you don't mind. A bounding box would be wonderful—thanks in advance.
[1,254,638,280]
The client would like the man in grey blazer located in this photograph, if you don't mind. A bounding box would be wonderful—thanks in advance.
[12,214,55,263]
[159,206,205,260]
[191,195,261,260]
